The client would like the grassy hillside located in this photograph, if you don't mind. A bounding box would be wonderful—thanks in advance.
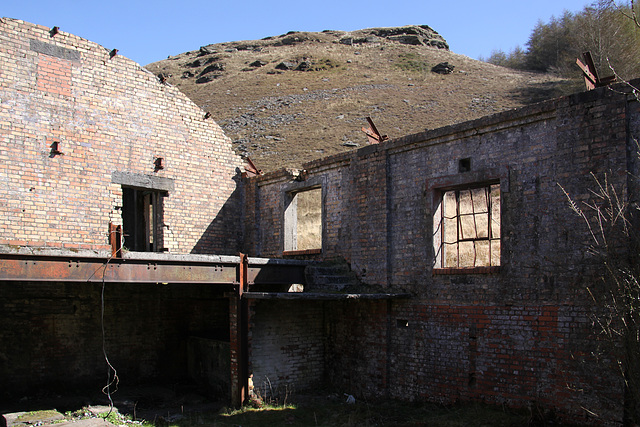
[147,26,570,172]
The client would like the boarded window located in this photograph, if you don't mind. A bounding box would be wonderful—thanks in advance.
[284,187,322,252]
[434,184,500,268]
[122,187,166,252]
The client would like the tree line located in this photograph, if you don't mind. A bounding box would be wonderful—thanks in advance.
[482,1,640,82]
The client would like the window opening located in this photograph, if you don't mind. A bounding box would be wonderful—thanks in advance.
[284,187,322,252]
[122,187,166,252]
[436,183,500,268]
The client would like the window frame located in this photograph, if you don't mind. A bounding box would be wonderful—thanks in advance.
[435,182,501,272]
[111,172,174,253]
[121,186,167,252]
[282,177,325,256]
[428,167,507,275]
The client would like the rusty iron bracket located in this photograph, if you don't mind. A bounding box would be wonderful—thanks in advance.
[576,51,615,90]
[238,252,249,295]
[242,157,262,178]
[109,222,123,259]
[361,117,388,145]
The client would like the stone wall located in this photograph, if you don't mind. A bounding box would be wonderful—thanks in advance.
[0,18,244,255]
[244,83,639,423]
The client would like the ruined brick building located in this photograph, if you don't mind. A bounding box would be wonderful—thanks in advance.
[1,18,639,425]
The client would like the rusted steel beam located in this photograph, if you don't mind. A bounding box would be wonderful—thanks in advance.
[0,255,238,284]
[576,57,597,89]
[239,253,248,294]
[109,222,123,259]
[242,157,262,178]
[0,253,309,286]
[361,117,389,145]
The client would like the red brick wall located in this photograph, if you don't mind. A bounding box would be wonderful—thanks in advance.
[326,300,622,423]
[0,19,244,254]
[36,55,72,97]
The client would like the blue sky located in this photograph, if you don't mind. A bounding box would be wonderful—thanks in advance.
[4,0,595,66]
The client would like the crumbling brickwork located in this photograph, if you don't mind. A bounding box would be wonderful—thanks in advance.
[0,18,244,254]
[2,16,640,425]
[244,83,639,423]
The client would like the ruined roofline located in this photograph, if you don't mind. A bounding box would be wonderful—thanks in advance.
[390,77,640,150]
[0,17,221,132]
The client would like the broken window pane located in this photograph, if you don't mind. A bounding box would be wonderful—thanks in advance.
[436,183,500,268]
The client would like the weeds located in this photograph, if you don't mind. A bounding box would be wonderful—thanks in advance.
[212,399,534,427]
[394,53,430,74]
[63,407,151,426]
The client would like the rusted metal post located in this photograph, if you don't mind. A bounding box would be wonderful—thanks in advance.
[109,223,122,259]
[230,253,250,407]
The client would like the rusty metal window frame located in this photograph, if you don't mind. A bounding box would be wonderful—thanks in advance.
[436,182,501,272]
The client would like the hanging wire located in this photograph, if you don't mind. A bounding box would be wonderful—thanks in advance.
[99,230,120,418]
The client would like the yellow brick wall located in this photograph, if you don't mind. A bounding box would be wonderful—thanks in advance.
[0,18,244,254]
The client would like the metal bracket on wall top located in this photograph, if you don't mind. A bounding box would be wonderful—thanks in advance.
[576,51,616,91]
[242,157,262,178]
[362,117,389,145]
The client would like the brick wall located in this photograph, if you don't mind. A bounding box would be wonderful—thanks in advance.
[0,281,229,400]
[248,300,325,399]
[0,18,244,254]
[244,83,639,423]
[324,300,390,398]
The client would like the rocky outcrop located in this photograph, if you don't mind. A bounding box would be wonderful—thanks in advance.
[340,25,449,50]
[182,25,448,83]
[196,25,448,55]
[432,61,455,74]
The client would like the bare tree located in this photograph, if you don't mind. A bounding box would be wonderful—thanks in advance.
[599,0,640,27]
[562,171,640,425]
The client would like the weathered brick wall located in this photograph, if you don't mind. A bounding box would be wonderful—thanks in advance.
[324,300,390,398]
[248,300,325,398]
[0,281,229,400]
[325,300,621,422]
[245,83,638,423]
[0,18,244,254]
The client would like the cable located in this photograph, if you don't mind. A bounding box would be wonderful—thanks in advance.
[100,244,120,418]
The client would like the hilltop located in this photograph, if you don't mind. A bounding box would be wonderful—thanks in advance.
[147,26,569,172]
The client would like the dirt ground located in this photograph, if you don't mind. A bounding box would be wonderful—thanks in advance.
[1,384,577,427]
[1,384,224,427]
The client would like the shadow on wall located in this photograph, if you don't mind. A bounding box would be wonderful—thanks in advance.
[191,170,243,255]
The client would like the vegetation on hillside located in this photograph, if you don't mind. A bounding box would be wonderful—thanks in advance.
[482,1,640,84]
[148,27,567,172]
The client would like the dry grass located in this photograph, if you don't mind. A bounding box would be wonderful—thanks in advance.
[147,28,570,172]
[168,399,578,427]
